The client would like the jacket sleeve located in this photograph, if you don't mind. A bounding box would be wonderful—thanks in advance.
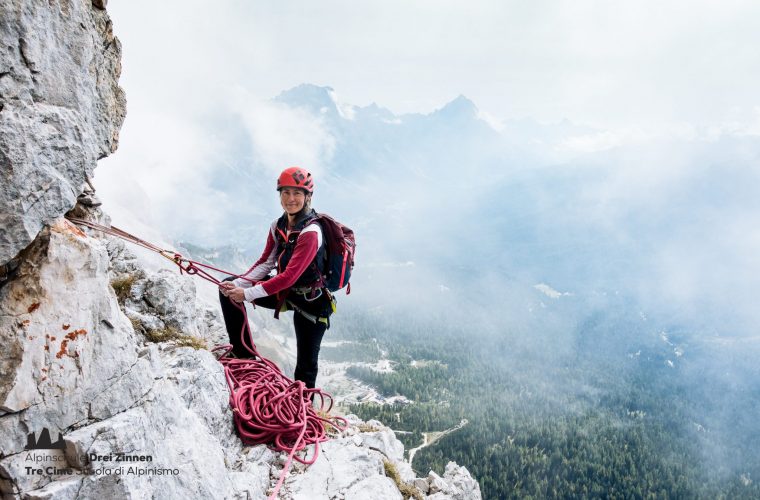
[234,226,277,289]
[243,230,319,301]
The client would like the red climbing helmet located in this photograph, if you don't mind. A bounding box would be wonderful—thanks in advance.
[277,166,314,194]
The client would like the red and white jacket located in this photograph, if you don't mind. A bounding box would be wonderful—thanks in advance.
[233,219,323,302]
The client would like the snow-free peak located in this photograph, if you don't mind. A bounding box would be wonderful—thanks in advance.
[274,83,337,112]
[434,94,478,118]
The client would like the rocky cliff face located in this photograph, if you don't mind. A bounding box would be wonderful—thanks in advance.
[0,2,481,499]
[0,0,125,268]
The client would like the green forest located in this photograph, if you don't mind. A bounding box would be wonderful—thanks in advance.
[326,303,760,500]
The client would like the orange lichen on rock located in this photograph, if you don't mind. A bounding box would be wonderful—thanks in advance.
[65,329,87,341]
[28,302,41,313]
[58,219,87,238]
[62,324,70,330]
[52,329,88,359]
[44,345,50,351]
[56,340,69,359]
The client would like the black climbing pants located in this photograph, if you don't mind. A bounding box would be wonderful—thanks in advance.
[218,278,332,390]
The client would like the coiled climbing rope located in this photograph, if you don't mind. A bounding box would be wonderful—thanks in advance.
[67,217,348,498]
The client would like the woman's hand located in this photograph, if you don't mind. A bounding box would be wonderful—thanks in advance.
[219,282,245,302]
[226,286,246,303]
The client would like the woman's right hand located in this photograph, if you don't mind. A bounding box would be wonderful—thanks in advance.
[219,281,236,295]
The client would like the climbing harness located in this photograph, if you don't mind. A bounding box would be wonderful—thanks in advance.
[66,217,348,498]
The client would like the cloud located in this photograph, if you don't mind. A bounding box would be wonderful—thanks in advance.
[96,84,341,246]
[111,1,760,132]
[704,106,760,140]
[534,284,571,299]
[363,261,416,268]
[559,130,630,153]
[477,110,504,132]
[328,88,357,121]
[645,205,760,331]
[227,89,336,180]
[100,0,760,339]
[95,102,234,243]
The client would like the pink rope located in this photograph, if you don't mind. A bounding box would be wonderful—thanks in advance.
[67,217,348,498]
[212,303,348,499]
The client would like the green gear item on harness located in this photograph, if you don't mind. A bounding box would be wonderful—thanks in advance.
[286,300,331,326]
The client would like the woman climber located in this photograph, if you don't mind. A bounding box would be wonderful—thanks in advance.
[218,166,335,390]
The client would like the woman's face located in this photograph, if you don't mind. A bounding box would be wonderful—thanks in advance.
[280,187,307,215]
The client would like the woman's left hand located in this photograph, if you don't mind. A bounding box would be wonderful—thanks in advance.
[227,287,246,303]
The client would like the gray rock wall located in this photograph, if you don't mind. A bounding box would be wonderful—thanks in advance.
[0,220,270,498]
[0,0,126,266]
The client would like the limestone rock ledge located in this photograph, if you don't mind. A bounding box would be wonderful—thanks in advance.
[0,216,480,499]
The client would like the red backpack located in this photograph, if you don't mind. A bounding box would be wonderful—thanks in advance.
[313,213,355,293]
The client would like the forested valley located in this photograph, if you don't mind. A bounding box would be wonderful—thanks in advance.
[325,298,760,499]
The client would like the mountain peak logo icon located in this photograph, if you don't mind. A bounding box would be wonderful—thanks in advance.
[25,428,65,450]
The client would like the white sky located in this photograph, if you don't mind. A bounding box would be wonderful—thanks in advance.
[98,0,760,332]
[109,0,760,130]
